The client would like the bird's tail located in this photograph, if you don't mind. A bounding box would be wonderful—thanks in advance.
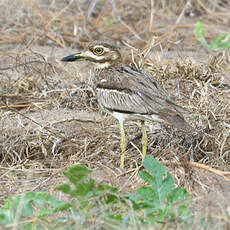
[157,108,196,133]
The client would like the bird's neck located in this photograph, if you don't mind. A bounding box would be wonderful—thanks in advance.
[93,62,122,84]
[94,66,110,76]
[94,62,111,70]
[93,65,113,84]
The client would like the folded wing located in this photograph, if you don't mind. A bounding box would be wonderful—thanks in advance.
[96,65,194,132]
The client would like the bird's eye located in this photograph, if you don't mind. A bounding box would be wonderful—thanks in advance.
[93,47,104,55]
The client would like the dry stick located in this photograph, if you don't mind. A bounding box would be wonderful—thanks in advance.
[44,0,75,30]
[119,169,139,192]
[196,0,213,15]
[162,161,230,182]
[0,104,32,109]
[118,161,230,181]
[119,18,145,42]
[87,0,100,20]
[149,0,154,32]
[189,162,230,181]
[46,33,65,48]
[75,1,87,25]
[93,4,110,28]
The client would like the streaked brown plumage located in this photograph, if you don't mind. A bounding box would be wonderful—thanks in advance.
[61,41,195,168]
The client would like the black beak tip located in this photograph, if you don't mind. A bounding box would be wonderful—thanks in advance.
[61,54,76,62]
[61,52,83,62]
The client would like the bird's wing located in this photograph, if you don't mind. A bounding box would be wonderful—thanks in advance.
[96,65,181,115]
[96,65,195,132]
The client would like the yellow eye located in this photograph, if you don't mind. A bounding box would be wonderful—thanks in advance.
[93,47,104,55]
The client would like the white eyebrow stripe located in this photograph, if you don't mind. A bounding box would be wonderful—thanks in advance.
[84,50,104,60]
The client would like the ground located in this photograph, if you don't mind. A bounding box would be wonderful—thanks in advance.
[0,0,230,229]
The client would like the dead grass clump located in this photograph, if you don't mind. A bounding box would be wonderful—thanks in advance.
[145,53,230,169]
[0,0,230,51]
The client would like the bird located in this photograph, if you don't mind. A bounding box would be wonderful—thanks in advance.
[61,41,195,168]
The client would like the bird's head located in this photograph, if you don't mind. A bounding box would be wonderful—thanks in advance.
[61,41,121,69]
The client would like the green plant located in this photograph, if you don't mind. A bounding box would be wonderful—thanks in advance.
[0,157,195,229]
[0,191,67,229]
[194,21,230,50]
[127,157,193,227]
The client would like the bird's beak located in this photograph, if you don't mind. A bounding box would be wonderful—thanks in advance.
[61,52,86,62]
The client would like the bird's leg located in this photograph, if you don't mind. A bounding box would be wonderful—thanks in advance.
[141,121,147,163]
[119,121,127,168]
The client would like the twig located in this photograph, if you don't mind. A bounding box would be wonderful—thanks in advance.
[118,18,145,42]
[149,0,154,32]
[118,160,230,181]
[0,104,32,109]
[189,162,230,181]
[46,33,65,48]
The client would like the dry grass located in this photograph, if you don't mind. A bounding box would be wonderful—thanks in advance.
[0,0,230,228]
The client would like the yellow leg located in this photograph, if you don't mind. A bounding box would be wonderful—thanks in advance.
[119,121,127,168]
[141,121,147,163]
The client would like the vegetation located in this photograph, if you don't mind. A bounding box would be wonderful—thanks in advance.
[195,21,230,50]
[2,156,220,229]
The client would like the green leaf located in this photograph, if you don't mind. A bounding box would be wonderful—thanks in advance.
[210,34,230,49]
[32,192,47,207]
[38,208,53,218]
[25,191,36,200]
[121,214,131,228]
[194,21,208,48]
[64,165,91,185]
[139,171,154,184]
[0,213,10,225]
[22,201,33,217]
[95,184,119,203]
[194,21,230,50]
[72,179,95,198]
[142,156,166,186]
[54,203,72,212]
[105,194,118,204]
[141,157,174,203]
[46,194,63,209]
[0,197,19,225]
[146,214,155,225]
[195,21,205,38]
[107,213,122,221]
[20,223,33,230]
[97,184,118,193]
[57,184,72,195]
[159,172,174,202]
[168,188,190,203]
[135,187,157,203]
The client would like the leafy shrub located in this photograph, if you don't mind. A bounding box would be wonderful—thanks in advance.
[0,157,194,229]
